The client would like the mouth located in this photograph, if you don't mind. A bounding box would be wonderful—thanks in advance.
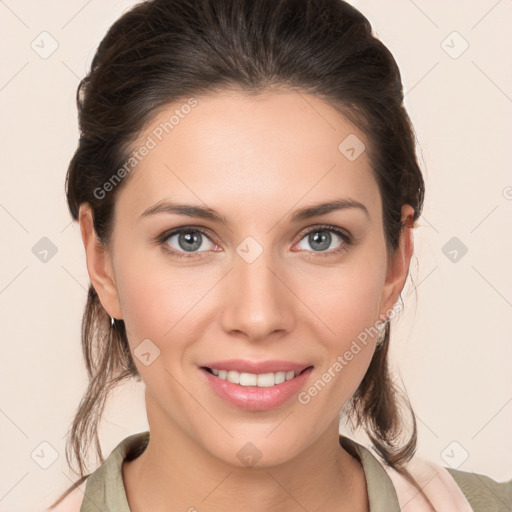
[198,358,315,410]
[199,363,315,411]
[201,366,313,388]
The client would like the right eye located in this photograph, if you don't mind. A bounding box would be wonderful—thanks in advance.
[159,227,219,259]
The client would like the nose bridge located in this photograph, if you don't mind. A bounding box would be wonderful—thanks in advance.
[221,238,294,339]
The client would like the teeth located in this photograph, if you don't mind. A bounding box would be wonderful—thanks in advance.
[208,368,299,387]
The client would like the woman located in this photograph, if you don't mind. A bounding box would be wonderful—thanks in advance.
[48,0,511,510]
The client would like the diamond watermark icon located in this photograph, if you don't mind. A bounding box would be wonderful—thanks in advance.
[441,31,469,60]
[236,236,263,264]
[442,236,468,263]
[134,338,161,366]
[31,31,59,59]
[441,441,469,469]
[31,441,59,469]
[32,237,58,263]
[338,134,366,161]
[237,442,262,467]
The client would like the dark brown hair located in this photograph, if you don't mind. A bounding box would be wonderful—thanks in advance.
[50,0,425,507]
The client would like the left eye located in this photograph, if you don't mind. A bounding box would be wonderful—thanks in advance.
[295,227,349,253]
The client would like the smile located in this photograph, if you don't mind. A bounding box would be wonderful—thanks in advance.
[203,367,309,387]
[199,359,314,410]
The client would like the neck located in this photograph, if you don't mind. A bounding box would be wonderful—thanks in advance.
[123,401,369,512]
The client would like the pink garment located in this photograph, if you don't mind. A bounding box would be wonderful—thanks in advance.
[380,456,473,511]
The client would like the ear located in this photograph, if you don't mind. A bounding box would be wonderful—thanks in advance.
[78,204,123,319]
[378,204,415,321]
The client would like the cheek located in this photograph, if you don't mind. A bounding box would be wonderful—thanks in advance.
[298,254,387,346]
[116,265,201,343]
[112,233,188,322]
[293,253,387,405]
[113,249,220,377]
[112,244,168,340]
[114,264,202,409]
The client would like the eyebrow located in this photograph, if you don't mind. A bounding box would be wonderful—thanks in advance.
[138,198,370,224]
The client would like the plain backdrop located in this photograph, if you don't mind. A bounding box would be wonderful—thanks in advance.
[0,0,511,510]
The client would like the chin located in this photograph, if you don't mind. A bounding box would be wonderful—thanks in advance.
[198,429,308,469]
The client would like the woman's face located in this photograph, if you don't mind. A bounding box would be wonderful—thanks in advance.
[81,90,412,467]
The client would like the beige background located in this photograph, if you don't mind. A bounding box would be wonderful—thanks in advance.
[0,0,511,510]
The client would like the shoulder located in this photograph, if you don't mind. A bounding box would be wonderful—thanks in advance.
[379,452,511,511]
[446,467,512,512]
[384,452,512,512]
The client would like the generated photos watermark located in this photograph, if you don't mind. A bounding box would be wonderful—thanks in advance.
[297,301,403,405]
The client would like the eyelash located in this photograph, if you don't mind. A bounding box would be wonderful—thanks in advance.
[155,224,353,260]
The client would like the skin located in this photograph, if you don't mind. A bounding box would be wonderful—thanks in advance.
[79,89,414,512]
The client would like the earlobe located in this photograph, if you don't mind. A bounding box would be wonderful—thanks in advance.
[78,204,123,319]
[379,205,415,320]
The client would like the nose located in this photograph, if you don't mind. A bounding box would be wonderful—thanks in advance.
[220,247,296,342]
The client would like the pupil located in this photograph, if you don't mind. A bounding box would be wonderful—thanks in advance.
[179,231,201,251]
[310,231,330,251]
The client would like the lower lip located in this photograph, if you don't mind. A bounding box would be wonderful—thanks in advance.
[199,367,314,411]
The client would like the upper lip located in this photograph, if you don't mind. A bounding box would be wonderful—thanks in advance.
[201,359,312,374]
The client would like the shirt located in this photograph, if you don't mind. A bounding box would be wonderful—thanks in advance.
[70,431,511,511]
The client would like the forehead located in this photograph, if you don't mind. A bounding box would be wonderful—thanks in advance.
[116,90,380,224]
